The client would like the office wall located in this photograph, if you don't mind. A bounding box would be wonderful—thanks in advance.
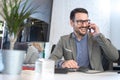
[110,0,120,50]
[45,0,111,58]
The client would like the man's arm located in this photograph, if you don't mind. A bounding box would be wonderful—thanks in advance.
[49,38,64,67]
[49,36,79,68]
[94,33,119,61]
[89,23,119,61]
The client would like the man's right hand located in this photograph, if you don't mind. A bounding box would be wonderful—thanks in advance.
[62,60,79,68]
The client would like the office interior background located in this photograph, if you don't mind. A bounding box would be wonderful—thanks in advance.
[0,0,120,59]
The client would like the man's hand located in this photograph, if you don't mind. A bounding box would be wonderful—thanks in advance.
[89,23,100,36]
[62,60,79,68]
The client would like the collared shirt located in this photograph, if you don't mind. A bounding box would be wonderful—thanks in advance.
[72,33,89,68]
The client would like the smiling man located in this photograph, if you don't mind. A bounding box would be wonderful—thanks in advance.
[49,8,119,71]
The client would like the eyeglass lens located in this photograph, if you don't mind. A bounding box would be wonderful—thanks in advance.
[75,20,90,25]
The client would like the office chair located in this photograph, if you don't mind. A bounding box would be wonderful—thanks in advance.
[101,52,113,70]
[51,44,56,54]
[113,50,120,70]
[117,50,120,65]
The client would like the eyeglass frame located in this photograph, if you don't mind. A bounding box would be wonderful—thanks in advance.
[74,19,90,25]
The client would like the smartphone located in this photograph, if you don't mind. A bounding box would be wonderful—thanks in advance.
[88,26,91,33]
[88,22,91,33]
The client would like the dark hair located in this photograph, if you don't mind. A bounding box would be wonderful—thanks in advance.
[70,8,88,21]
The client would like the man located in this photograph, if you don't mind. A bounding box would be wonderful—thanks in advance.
[49,8,119,71]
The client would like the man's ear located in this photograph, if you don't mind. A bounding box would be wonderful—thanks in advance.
[70,20,74,27]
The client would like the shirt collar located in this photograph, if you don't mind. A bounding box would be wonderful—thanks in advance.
[72,32,88,41]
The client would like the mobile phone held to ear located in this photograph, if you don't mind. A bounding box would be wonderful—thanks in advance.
[88,27,91,33]
[88,22,91,33]
[88,24,91,33]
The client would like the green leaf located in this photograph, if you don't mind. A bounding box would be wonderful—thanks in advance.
[0,0,39,49]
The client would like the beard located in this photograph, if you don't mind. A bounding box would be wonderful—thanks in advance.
[74,27,88,37]
[75,30,85,36]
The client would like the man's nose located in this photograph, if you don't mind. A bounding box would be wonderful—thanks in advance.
[82,22,87,26]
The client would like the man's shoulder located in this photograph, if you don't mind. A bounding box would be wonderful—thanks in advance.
[61,33,72,39]
[61,34,69,38]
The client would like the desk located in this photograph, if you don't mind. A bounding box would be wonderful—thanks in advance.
[0,70,120,80]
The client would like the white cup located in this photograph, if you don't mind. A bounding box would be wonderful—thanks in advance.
[35,58,55,76]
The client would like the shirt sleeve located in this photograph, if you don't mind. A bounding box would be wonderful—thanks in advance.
[56,60,64,68]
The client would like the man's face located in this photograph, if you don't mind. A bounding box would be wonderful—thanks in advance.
[70,13,90,36]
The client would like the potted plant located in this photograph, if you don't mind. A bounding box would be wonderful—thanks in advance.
[0,0,38,74]
[0,0,37,49]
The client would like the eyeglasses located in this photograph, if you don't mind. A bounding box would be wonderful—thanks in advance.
[74,19,90,25]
